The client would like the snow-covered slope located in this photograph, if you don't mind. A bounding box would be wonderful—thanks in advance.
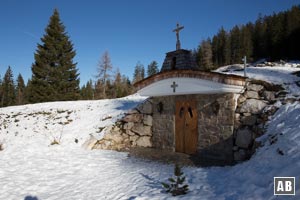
[215,63,300,97]
[0,64,300,200]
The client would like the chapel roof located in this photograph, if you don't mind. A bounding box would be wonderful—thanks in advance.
[134,70,246,91]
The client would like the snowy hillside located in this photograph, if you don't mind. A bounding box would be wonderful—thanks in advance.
[1,63,300,199]
[215,62,300,97]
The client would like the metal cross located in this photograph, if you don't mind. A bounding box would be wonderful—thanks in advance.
[173,23,184,50]
[171,81,178,93]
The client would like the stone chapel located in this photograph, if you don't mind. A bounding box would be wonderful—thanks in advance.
[87,23,280,166]
[133,23,246,164]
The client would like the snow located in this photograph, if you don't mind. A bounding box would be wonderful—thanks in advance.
[1,64,300,199]
[215,63,300,97]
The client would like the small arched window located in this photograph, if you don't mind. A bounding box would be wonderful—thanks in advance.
[171,57,176,70]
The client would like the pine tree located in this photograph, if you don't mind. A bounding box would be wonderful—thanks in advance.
[113,69,123,98]
[30,9,80,103]
[240,23,254,62]
[2,66,15,107]
[147,61,159,77]
[0,75,2,107]
[198,39,214,71]
[85,80,94,100]
[285,6,300,59]
[96,51,113,98]
[230,25,242,64]
[162,164,189,196]
[252,14,268,60]
[16,73,26,105]
[121,75,133,96]
[133,62,145,83]
[211,27,231,67]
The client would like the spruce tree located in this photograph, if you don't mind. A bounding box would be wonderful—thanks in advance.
[16,73,26,105]
[30,9,80,103]
[198,39,214,71]
[0,75,2,107]
[133,62,145,83]
[80,79,94,100]
[147,61,159,77]
[2,66,15,107]
[162,164,189,196]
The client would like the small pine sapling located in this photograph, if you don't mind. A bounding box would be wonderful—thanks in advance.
[162,164,189,196]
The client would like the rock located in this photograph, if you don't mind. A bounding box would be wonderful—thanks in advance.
[122,114,143,123]
[121,133,129,139]
[238,95,247,104]
[241,115,257,126]
[243,112,252,117]
[129,135,139,142]
[143,115,153,126]
[136,100,152,114]
[126,130,136,136]
[123,122,134,130]
[247,84,264,92]
[82,135,98,150]
[235,128,253,148]
[232,146,239,151]
[240,99,267,114]
[126,109,139,114]
[112,125,120,131]
[132,123,152,136]
[263,91,276,101]
[93,140,112,150]
[104,132,124,143]
[234,149,247,161]
[136,136,152,147]
[235,113,240,120]
[245,91,259,99]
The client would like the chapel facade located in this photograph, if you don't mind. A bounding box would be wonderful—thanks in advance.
[134,23,246,164]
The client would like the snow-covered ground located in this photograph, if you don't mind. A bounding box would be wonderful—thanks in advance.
[1,64,300,200]
[215,63,300,97]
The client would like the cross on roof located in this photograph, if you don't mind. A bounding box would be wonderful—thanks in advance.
[171,81,178,93]
[173,23,184,50]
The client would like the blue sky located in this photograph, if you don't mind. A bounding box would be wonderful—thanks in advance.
[0,0,299,85]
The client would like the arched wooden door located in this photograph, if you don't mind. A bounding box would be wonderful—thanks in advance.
[175,100,198,154]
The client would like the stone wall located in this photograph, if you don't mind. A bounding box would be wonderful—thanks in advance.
[84,79,284,165]
[148,94,237,163]
[83,100,154,151]
[233,81,283,162]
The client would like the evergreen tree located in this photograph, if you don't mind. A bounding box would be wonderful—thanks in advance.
[85,80,94,100]
[162,164,189,196]
[198,39,214,71]
[96,51,113,98]
[230,25,242,64]
[121,75,133,96]
[285,6,300,59]
[133,62,145,83]
[2,66,15,107]
[24,79,32,104]
[80,80,94,100]
[240,23,254,62]
[113,69,123,98]
[16,73,26,105]
[212,27,231,67]
[252,14,268,60]
[147,61,159,77]
[0,75,2,107]
[30,9,80,103]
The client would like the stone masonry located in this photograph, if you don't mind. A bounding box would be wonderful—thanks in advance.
[84,79,285,165]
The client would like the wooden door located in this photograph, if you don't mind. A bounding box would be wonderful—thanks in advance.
[175,100,198,154]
